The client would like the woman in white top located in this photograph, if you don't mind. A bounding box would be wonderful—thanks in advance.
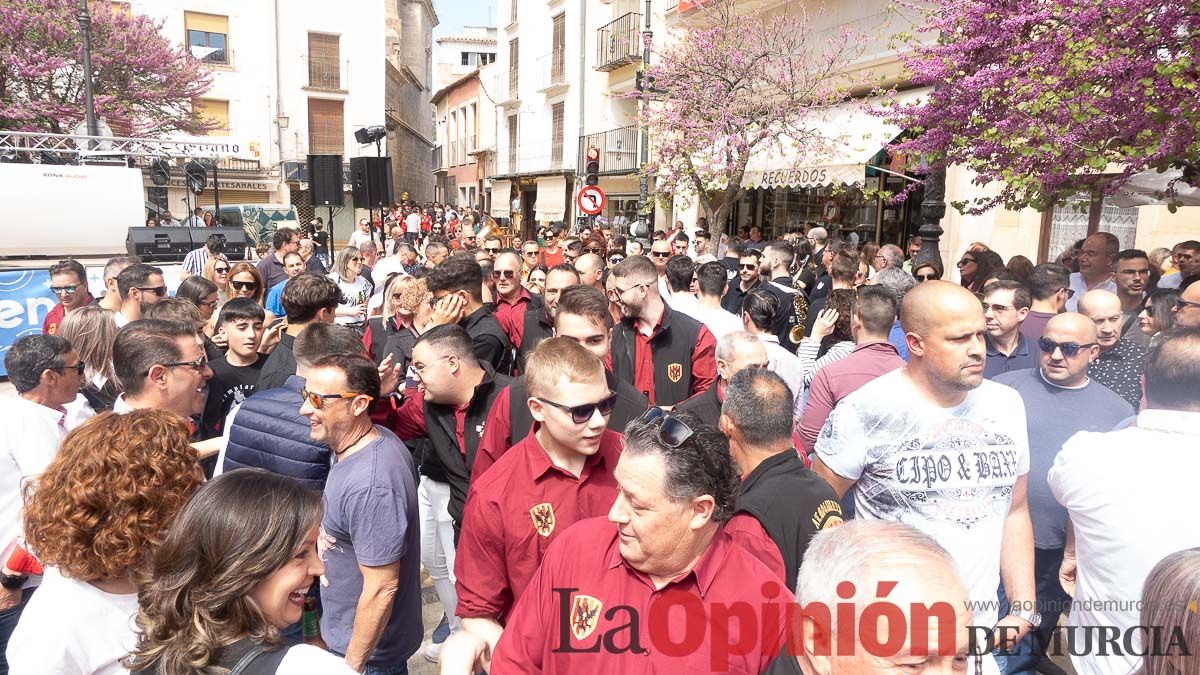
[328,246,373,329]
[7,410,203,674]
[125,469,355,675]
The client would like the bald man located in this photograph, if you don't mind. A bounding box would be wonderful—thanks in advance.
[1077,289,1148,409]
[811,281,1036,668]
[992,313,1133,671]
[573,253,605,291]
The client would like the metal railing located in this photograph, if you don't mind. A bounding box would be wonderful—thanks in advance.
[308,55,340,89]
[0,130,239,159]
[216,157,261,172]
[596,13,641,71]
[578,126,639,175]
[537,51,568,90]
[431,145,444,171]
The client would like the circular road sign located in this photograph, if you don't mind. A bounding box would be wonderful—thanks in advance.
[577,185,606,216]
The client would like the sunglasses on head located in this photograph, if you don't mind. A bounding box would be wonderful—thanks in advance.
[300,387,373,410]
[638,406,695,448]
[538,392,618,424]
[492,269,517,279]
[1037,338,1097,357]
[137,285,168,296]
[231,280,259,291]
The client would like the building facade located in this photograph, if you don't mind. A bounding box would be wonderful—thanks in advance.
[386,0,438,205]
[432,66,499,211]
[435,27,498,92]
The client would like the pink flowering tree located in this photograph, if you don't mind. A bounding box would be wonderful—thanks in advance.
[0,0,213,136]
[886,0,1199,214]
[639,1,862,252]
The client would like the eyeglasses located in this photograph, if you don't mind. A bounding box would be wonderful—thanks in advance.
[300,387,373,410]
[213,266,230,274]
[136,286,168,296]
[584,247,603,254]
[957,257,976,266]
[50,284,80,295]
[915,273,938,281]
[981,303,1013,314]
[538,392,618,424]
[411,354,452,374]
[1037,338,1097,357]
[161,355,209,372]
[739,264,758,270]
[1174,298,1200,312]
[51,361,86,376]
[608,282,649,299]
[492,269,517,279]
[230,280,259,291]
[523,250,539,257]
[651,251,671,258]
[638,406,695,448]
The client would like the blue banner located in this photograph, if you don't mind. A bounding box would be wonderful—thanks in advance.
[0,269,58,378]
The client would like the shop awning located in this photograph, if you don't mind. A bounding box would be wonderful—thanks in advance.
[1108,169,1200,208]
[741,88,930,190]
[490,180,511,217]
[534,176,567,221]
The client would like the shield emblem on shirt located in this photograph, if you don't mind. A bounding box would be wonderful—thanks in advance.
[530,502,556,537]
[667,363,683,383]
[570,594,603,640]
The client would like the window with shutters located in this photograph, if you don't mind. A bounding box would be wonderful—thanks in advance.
[507,115,518,174]
[185,11,228,65]
[552,14,566,83]
[308,99,344,155]
[308,33,340,90]
[551,103,564,168]
[510,0,517,24]
[508,39,519,98]
[193,99,229,135]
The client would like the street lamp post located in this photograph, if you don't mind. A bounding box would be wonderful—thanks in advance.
[77,0,100,149]
[636,0,652,239]
[913,165,946,269]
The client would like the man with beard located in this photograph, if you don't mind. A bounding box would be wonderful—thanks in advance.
[111,319,212,418]
[1111,249,1152,346]
[113,263,167,327]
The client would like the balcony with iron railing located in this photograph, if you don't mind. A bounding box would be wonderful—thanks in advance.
[596,13,642,72]
[308,56,341,90]
[215,157,262,173]
[502,69,520,107]
[431,145,445,172]
[537,51,569,95]
[578,126,639,175]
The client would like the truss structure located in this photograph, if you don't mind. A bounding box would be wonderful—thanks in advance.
[0,131,239,160]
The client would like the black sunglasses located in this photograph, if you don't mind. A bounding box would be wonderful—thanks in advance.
[538,392,618,424]
[609,256,625,264]
[638,406,695,448]
[739,264,758,270]
[51,361,86,376]
[915,273,938,281]
[231,280,259,291]
[957,257,977,266]
[213,266,230,274]
[651,252,671,258]
[484,247,502,253]
[584,247,603,254]
[136,286,168,296]
[1037,338,1097,357]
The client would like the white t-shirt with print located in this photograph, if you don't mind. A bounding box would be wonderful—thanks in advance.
[6,567,139,674]
[328,274,372,326]
[815,368,1030,629]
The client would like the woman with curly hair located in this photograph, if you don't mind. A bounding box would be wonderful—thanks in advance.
[796,288,857,392]
[7,410,202,674]
[125,469,352,674]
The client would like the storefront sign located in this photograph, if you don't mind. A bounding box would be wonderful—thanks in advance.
[166,178,275,191]
[742,163,865,190]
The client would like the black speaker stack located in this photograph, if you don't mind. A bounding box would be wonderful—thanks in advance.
[350,157,393,209]
[307,154,344,207]
[126,226,249,263]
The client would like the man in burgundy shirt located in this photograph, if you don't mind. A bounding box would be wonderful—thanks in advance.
[607,255,717,406]
[492,250,541,350]
[471,408,786,674]
[450,338,622,664]
[798,285,904,452]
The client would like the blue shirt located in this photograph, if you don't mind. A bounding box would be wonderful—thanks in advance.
[265,280,287,317]
[888,319,909,362]
[983,332,1038,380]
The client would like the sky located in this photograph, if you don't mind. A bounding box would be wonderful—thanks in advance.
[432,0,497,59]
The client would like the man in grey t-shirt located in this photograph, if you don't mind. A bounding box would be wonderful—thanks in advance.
[302,353,421,673]
[994,312,1132,672]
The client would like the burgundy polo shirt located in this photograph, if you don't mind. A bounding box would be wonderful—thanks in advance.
[455,429,622,621]
[475,385,513,479]
[494,288,534,348]
[797,341,904,452]
[632,315,718,405]
[491,517,788,674]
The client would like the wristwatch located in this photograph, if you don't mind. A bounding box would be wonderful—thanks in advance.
[1008,607,1042,628]
[1,572,28,590]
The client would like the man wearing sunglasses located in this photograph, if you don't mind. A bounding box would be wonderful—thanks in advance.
[112,263,166,328]
[1019,263,1072,340]
[476,286,648,478]
[451,339,622,668]
[1077,290,1149,410]
[41,259,94,336]
[719,248,763,315]
[492,251,544,353]
[812,281,1037,669]
[112,319,212,418]
[1175,279,1200,328]
[608,255,716,406]
[1,335,84,653]
[486,408,788,674]
[299,352,423,674]
[992,313,1131,672]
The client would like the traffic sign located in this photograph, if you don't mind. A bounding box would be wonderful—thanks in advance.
[577,185,606,216]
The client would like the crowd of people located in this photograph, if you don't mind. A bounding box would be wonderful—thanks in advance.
[2,206,1200,675]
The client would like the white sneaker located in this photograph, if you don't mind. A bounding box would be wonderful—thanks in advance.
[423,640,443,664]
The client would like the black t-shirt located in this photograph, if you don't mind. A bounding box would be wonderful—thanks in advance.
[312,230,329,249]
[201,354,264,440]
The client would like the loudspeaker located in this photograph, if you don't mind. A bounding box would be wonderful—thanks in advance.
[308,154,344,207]
[198,227,249,261]
[350,156,393,209]
[126,227,193,262]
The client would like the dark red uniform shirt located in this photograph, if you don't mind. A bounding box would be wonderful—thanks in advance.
[491,517,788,674]
[493,288,534,348]
[455,429,622,621]
[474,385,514,479]
[631,315,717,405]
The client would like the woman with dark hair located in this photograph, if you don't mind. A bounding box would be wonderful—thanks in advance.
[796,288,856,392]
[176,275,225,353]
[958,249,1003,294]
[1005,254,1034,284]
[126,469,352,674]
[1138,288,1181,348]
[8,411,202,674]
